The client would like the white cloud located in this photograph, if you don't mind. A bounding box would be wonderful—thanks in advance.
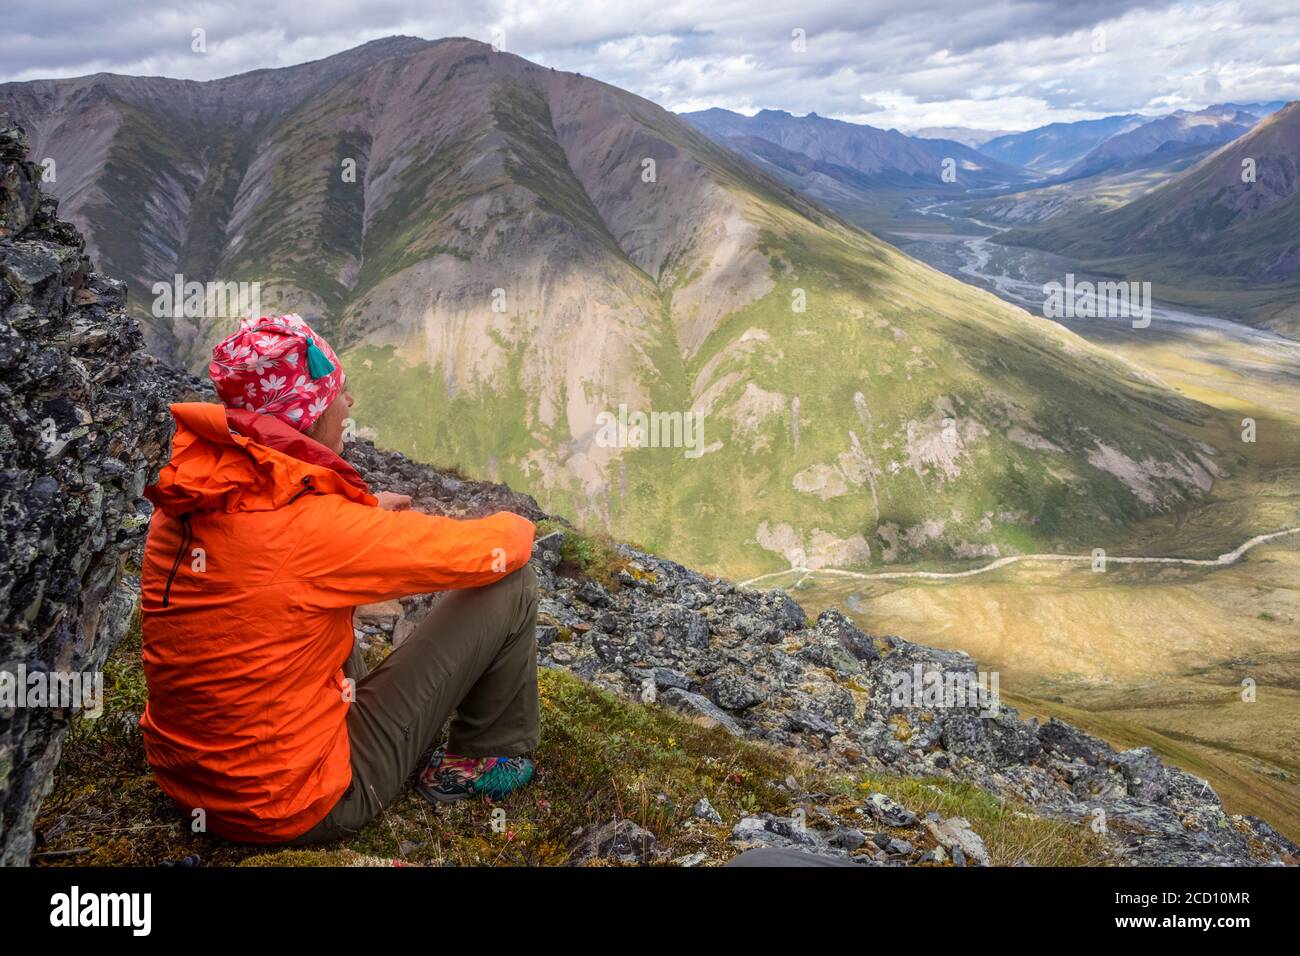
[1,0,1297,131]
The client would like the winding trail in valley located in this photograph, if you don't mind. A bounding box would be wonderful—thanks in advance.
[739,525,1300,588]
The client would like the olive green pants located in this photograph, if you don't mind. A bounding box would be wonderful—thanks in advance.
[290,564,540,844]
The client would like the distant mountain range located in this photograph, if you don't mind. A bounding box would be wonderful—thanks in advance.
[677,101,1288,249]
[979,114,1146,175]
[998,102,1300,335]
[910,126,1016,148]
[678,101,1288,224]
[1063,105,1260,180]
[672,95,1299,337]
[958,146,1214,227]
[683,108,1031,191]
[0,38,1224,574]
[977,102,1285,177]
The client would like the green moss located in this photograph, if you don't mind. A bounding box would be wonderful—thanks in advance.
[536,519,631,590]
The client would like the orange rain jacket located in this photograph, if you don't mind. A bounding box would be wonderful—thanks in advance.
[139,403,535,842]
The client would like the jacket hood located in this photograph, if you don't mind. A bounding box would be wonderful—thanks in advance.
[146,403,376,515]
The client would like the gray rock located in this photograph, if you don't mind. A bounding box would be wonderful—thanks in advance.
[871,833,915,856]
[567,819,657,865]
[986,709,1044,765]
[1038,718,1112,765]
[784,709,838,737]
[707,673,764,711]
[861,792,919,828]
[534,531,565,557]
[659,604,710,649]
[0,120,175,866]
[692,797,723,825]
[917,846,948,865]
[1113,747,1169,802]
[798,637,862,676]
[765,590,807,632]
[829,827,867,851]
[815,608,879,661]
[731,813,820,849]
[658,688,744,736]
[653,667,692,691]
[733,614,784,644]
[548,643,577,665]
[926,817,991,867]
[575,580,612,608]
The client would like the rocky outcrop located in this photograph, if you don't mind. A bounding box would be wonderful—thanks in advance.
[0,117,177,865]
[342,439,547,523]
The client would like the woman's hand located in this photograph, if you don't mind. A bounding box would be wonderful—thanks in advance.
[375,491,413,511]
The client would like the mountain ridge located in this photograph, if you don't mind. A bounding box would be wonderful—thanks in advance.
[1062,105,1258,180]
[684,106,1031,189]
[977,114,1145,174]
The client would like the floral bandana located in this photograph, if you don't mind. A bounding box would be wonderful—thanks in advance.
[209,314,344,432]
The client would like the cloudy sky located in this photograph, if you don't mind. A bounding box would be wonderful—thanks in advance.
[3,0,1298,131]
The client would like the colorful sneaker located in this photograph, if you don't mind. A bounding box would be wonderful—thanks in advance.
[417,748,535,803]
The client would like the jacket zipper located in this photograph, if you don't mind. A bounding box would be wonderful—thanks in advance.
[288,475,316,504]
[161,478,315,608]
[162,512,192,609]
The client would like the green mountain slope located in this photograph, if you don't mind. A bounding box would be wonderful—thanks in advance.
[0,38,1226,576]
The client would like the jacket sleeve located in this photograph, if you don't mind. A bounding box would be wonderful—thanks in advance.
[289,497,536,608]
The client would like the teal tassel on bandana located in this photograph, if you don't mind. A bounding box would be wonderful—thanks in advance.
[305,336,335,379]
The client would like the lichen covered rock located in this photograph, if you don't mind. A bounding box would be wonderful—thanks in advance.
[0,118,175,865]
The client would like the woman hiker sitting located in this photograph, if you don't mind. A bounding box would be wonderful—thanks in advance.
[138,314,539,845]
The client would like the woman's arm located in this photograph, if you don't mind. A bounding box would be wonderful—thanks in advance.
[287,496,536,608]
